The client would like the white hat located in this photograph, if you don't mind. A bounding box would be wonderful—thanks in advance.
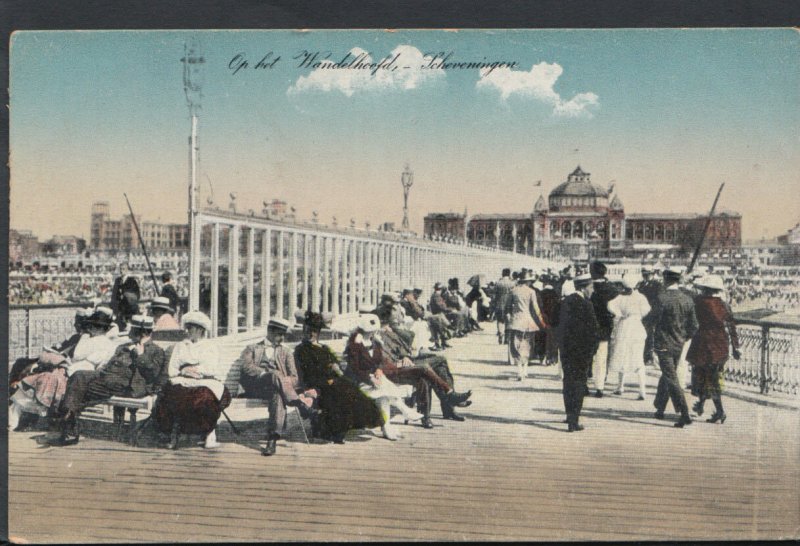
[620,277,634,290]
[358,314,381,333]
[267,317,292,333]
[695,275,724,291]
[149,296,174,313]
[129,315,155,331]
[182,310,212,332]
[574,273,593,288]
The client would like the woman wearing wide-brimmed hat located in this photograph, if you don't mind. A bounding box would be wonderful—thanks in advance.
[686,275,740,424]
[294,310,384,444]
[9,307,116,431]
[344,314,424,440]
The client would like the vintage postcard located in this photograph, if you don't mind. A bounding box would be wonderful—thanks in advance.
[7,29,800,542]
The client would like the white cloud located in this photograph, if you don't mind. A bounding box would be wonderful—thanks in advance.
[476,62,599,117]
[288,45,444,97]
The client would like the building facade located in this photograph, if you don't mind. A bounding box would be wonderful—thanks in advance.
[424,166,742,261]
[90,201,189,251]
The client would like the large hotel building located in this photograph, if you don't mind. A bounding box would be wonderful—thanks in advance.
[424,166,742,260]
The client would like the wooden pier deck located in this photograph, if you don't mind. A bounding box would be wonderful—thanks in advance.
[8,329,800,542]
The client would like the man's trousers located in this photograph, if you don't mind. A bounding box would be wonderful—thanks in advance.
[654,347,690,418]
[562,360,590,426]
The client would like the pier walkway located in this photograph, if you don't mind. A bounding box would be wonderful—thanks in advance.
[8,329,800,542]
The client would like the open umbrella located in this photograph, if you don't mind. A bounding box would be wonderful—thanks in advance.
[467,274,486,287]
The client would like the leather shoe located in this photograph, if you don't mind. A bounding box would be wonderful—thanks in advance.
[421,417,435,429]
[674,416,693,428]
[447,391,471,406]
[654,411,665,420]
[567,423,584,432]
[443,411,465,422]
[594,390,604,398]
[261,438,277,456]
[456,400,473,408]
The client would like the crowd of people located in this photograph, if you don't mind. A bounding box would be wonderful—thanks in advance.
[9,266,189,306]
[8,258,743,451]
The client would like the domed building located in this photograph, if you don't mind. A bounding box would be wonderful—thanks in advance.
[423,165,742,261]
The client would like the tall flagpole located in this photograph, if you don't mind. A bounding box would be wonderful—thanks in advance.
[182,39,204,312]
[688,182,725,274]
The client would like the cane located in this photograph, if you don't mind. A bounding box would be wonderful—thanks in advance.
[220,409,241,436]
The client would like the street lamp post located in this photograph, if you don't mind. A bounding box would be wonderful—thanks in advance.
[401,164,414,231]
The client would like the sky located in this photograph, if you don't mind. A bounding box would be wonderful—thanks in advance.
[9,29,800,241]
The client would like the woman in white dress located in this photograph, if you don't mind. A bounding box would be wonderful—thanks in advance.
[607,278,651,400]
[344,314,424,440]
[153,311,230,449]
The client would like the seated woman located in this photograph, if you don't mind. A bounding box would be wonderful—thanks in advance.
[9,307,90,397]
[344,315,424,441]
[10,307,115,432]
[153,311,231,449]
[294,311,384,444]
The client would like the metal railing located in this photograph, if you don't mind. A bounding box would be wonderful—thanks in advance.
[9,303,87,361]
[729,317,800,395]
[189,210,567,337]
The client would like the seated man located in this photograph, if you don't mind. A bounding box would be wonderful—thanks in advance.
[430,282,464,340]
[372,293,415,348]
[239,318,317,457]
[149,296,181,331]
[48,315,168,446]
[375,309,471,428]
[442,278,472,335]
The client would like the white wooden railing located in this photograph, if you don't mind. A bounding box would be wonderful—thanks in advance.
[188,209,566,337]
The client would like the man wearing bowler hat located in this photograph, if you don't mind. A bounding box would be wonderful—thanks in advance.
[240,318,316,456]
[651,266,698,428]
[557,273,600,432]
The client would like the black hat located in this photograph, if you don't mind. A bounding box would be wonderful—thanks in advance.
[590,261,607,279]
[448,278,459,288]
[301,311,327,332]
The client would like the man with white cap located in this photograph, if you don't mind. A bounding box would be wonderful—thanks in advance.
[557,273,600,432]
[651,266,698,428]
[149,296,181,331]
[50,315,168,446]
[240,318,315,456]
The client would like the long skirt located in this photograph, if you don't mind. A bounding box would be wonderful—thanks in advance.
[15,368,69,416]
[691,359,726,398]
[316,378,385,438]
[153,383,232,436]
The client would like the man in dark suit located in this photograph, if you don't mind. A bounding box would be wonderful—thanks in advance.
[651,266,699,428]
[111,263,140,330]
[51,315,168,446]
[558,273,600,432]
[160,271,182,318]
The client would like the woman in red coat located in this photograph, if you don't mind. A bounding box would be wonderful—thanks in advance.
[686,275,740,424]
